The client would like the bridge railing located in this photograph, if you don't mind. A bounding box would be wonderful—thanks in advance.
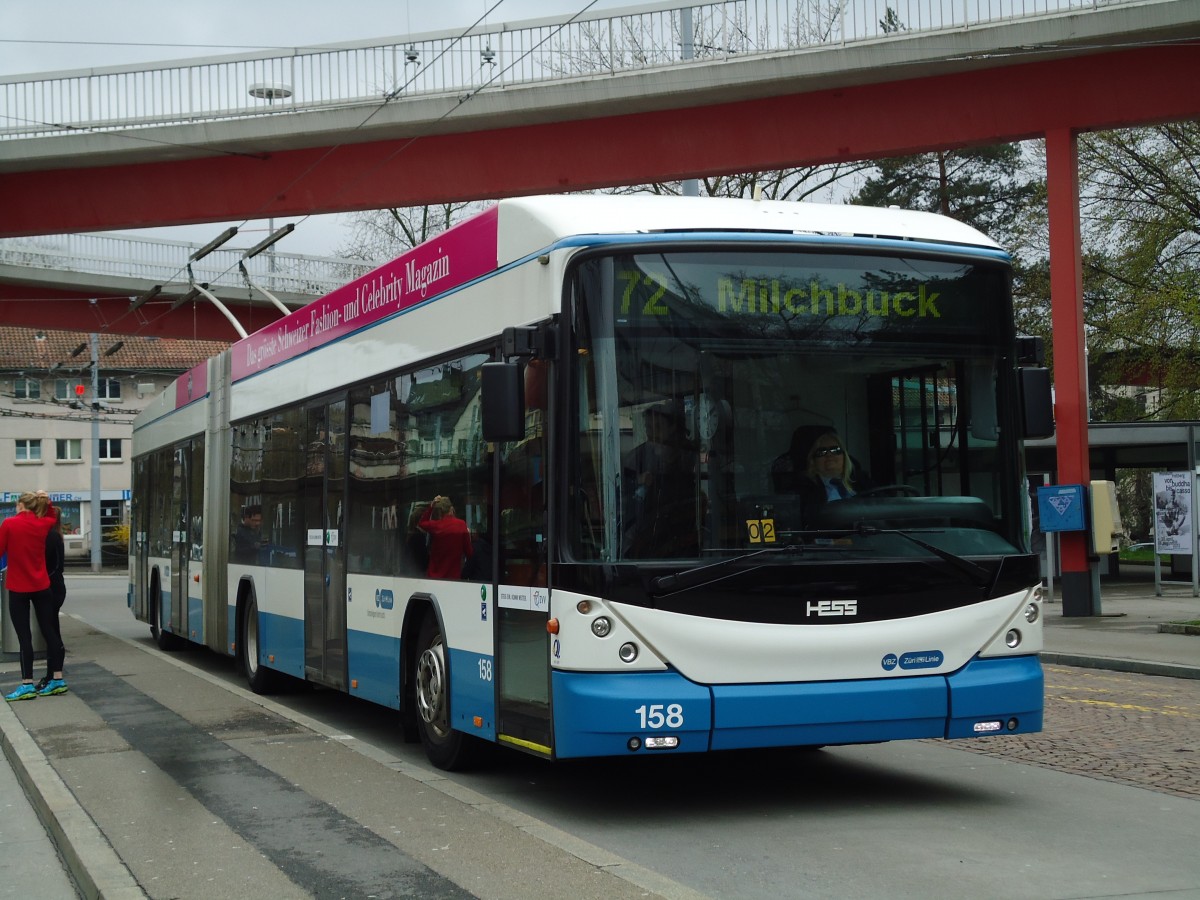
[1,0,1127,140]
[0,232,374,297]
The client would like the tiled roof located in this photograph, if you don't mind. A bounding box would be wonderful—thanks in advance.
[0,326,228,373]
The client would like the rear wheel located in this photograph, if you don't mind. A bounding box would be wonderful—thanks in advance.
[150,580,181,651]
[414,613,487,770]
[240,592,284,694]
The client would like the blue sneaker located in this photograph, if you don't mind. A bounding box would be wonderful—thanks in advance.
[36,679,68,697]
[5,683,38,702]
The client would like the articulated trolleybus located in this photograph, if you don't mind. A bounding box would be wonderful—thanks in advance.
[130,194,1054,770]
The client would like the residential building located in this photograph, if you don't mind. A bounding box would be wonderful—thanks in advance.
[1,326,226,561]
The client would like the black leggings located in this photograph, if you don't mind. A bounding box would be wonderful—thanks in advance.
[7,589,65,681]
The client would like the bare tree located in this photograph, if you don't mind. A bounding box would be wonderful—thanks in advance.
[336,201,489,263]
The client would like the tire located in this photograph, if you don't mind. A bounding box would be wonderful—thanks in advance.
[413,613,487,771]
[240,592,284,694]
[150,580,181,651]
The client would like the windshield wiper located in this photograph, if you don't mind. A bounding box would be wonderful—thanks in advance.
[846,524,995,592]
[649,544,804,596]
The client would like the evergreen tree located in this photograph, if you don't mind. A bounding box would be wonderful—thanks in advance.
[849,143,1042,249]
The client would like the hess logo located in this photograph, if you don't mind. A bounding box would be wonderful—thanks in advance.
[806,599,858,617]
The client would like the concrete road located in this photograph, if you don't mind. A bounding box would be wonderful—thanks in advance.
[17,574,1200,899]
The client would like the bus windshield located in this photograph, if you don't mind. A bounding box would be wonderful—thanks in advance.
[571,248,1025,564]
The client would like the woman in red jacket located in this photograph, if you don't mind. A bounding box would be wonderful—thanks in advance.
[1,492,67,701]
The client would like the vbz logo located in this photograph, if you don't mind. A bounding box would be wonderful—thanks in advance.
[374,589,394,610]
[806,599,858,617]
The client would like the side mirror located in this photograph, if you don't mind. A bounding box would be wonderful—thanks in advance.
[481,362,524,442]
[1019,367,1054,440]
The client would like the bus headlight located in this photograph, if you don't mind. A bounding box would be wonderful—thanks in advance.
[1024,602,1040,624]
[591,616,612,638]
[1005,629,1021,648]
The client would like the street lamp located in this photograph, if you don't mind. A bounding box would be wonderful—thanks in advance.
[247,82,293,102]
[248,82,294,275]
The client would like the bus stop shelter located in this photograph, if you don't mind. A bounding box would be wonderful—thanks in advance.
[1024,422,1200,599]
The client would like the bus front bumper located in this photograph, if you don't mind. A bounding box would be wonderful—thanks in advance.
[551,655,1043,759]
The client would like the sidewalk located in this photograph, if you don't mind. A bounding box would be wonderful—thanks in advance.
[1040,567,1200,679]
[1,571,1196,900]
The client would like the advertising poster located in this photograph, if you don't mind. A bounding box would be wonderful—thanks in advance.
[1152,471,1193,555]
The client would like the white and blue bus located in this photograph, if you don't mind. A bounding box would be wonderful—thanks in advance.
[130,194,1053,770]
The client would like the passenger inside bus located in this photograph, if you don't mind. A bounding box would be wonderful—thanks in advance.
[232,504,267,564]
[418,495,473,579]
[622,400,700,557]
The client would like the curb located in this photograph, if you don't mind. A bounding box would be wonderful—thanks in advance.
[0,699,146,900]
[1157,623,1200,636]
[1040,651,1200,680]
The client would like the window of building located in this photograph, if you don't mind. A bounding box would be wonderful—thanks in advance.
[14,378,40,400]
[97,379,122,401]
[15,439,42,462]
[99,438,122,460]
[56,439,83,462]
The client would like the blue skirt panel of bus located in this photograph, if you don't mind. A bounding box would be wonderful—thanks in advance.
[944,655,1043,738]
[710,674,948,750]
[552,670,713,758]
[257,611,305,678]
[346,629,402,709]
[551,655,1044,757]
[448,648,497,742]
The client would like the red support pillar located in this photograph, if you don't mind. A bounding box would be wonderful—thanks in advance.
[1046,128,1097,616]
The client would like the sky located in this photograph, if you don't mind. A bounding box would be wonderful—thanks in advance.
[3,0,636,257]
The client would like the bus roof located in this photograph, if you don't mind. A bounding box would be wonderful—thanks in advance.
[495,193,1002,263]
[140,194,1003,426]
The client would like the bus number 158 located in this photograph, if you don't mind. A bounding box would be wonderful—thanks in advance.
[636,704,684,729]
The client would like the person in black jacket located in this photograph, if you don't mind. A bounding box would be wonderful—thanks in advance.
[37,495,67,692]
[771,425,865,525]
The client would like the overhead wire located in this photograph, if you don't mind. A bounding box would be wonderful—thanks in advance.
[94,0,606,340]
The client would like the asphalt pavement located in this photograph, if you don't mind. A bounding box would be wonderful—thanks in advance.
[1,568,1196,900]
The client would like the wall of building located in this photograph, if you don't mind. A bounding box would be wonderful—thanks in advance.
[1,372,178,560]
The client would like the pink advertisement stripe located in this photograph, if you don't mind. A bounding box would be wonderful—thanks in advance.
[231,205,499,382]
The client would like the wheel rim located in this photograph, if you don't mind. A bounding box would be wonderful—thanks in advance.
[245,602,259,676]
[416,635,449,738]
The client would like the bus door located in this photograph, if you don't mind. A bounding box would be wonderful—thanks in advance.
[167,438,205,640]
[303,398,347,689]
[130,455,148,622]
[168,444,190,637]
[494,362,552,756]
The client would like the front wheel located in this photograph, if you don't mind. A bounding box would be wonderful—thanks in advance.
[414,614,487,771]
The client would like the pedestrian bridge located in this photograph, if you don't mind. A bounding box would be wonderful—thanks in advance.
[3,0,1198,238]
[0,230,373,338]
[1,0,1198,615]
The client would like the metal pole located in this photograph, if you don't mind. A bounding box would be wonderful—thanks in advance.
[1191,424,1199,598]
[89,332,102,572]
[680,7,700,198]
